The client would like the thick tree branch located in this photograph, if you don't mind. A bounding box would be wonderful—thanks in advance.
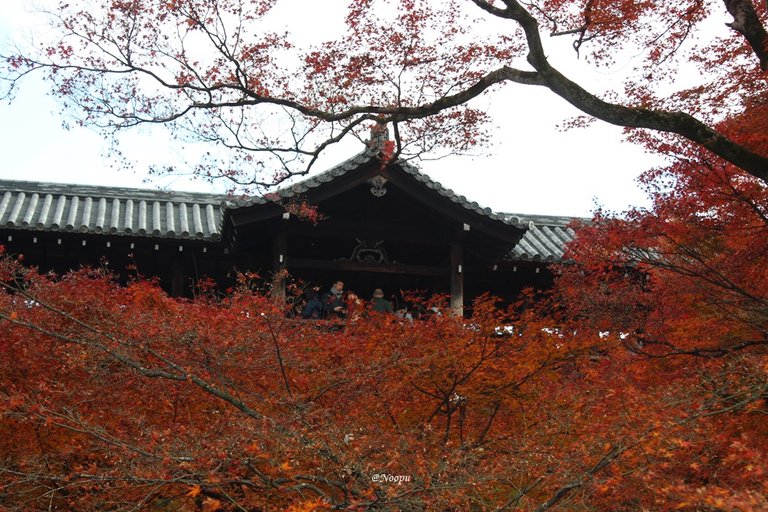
[723,0,768,70]
[489,0,768,182]
[5,0,768,188]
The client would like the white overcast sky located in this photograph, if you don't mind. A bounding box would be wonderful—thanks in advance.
[0,0,667,217]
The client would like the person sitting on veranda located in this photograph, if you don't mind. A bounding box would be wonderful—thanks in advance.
[371,288,394,313]
[322,280,347,319]
[346,291,364,321]
[300,284,323,319]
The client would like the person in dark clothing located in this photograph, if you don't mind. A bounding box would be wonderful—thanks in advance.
[371,288,394,313]
[300,285,324,319]
[321,280,346,318]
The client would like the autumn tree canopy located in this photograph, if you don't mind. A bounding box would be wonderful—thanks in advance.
[2,0,768,186]
[2,1,768,510]
[1,254,766,511]
[551,100,768,511]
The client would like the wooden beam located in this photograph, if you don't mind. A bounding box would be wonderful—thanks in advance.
[286,220,452,244]
[287,257,450,276]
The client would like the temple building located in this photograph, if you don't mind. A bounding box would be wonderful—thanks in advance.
[0,144,577,314]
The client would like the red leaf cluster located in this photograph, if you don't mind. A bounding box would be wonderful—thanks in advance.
[0,250,765,510]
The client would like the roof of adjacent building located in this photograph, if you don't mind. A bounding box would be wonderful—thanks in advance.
[505,214,578,262]
[0,180,226,241]
[0,161,584,260]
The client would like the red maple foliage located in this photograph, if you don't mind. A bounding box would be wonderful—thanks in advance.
[2,0,767,184]
[0,243,766,510]
[554,102,768,511]
[1,1,768,510]
[0,259,553,510]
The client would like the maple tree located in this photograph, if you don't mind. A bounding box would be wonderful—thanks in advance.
[0,246,766,511]
[0,259,581,511]
[1,0,767,186]
[1,0,768,509]
[552,99,768,510]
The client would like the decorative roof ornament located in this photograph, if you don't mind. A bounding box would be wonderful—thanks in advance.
[368,175,388,197]
[349,239,390,264]
[367,122,390,154]
[367,122,397,168]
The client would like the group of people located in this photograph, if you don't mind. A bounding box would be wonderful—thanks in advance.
[299,280,394,320]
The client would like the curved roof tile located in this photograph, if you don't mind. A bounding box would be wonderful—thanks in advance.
[506,213,583,262]
[0,180,225,241]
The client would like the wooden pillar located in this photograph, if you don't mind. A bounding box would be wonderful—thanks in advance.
[272,226,287,300]
[170,247,186,297]
[450,242,464,316]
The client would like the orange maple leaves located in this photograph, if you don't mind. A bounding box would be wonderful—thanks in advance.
[1,216,767,511]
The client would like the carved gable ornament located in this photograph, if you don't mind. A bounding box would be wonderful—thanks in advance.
[367,175,388,197]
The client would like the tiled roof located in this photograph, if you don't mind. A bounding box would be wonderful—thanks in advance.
[399,159,517,225]
[231,152,373,207]
[504,213,580,262]
[232,149,519,227]
[0,167,586,260]
[0,180,226,241]
[229,145,584,260]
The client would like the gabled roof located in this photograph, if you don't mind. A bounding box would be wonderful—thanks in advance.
[231,147,522,228]
[0,155,585,260]
[232,145,585,261]
[0,180,226,241]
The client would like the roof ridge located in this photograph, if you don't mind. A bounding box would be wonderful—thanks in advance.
[502,212,588,226]
[0,179,229,205]
[378,156,524,227]
[230,150,376,207]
